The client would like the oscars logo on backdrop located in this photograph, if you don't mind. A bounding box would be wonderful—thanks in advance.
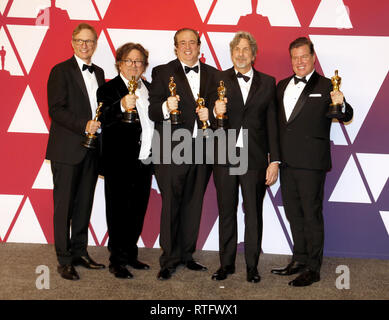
[36,0,70,27]
[0,45,10,78]
[238,0,270,27]
[0,45,6,70]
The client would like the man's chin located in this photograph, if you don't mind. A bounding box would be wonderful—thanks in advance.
[235,62,249,69]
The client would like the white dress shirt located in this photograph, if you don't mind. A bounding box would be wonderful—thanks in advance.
[283,70,315,121]
[283,69,345,121]
[235,68,253,148]
[74,55,99,119]
[120,74,154,160]
[236,67,253,104]
[162,60,201,137]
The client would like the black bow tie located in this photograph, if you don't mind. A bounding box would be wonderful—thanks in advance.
[184,65,199,74]
[237,72,250,82]
[294,76,307,85]
[82,64,94,73]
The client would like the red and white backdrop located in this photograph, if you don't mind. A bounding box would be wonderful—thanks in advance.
[0,0,388,259]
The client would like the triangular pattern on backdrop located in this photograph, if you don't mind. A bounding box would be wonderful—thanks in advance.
[8,85,49,134]
[310,0,352,29]
[329,155,371,203]
[7,197,47,244]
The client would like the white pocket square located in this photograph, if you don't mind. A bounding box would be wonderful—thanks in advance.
[309,93,322,97]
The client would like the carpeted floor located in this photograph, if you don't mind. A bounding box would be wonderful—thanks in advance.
[0,243,388,301]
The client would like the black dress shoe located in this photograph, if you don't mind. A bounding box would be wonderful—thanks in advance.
[288,270,320,287]
[211,266,235,281]
[109,264,133,279]
[186,260,207,271]
[157,267,175,280]
[271,261,306,276]
[58,265,80,281]
[73,255,105,269]
[128,259,150,270]
[247,268,261,283]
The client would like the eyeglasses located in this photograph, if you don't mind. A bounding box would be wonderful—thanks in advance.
[73,39,96,46]
[121,59,144,67]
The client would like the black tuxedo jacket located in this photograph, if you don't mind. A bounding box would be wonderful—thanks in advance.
[276,71,353,171]
[213,67,280,170]
[148,58,218,162]
[97,75,151,173]
[46,56,105,164]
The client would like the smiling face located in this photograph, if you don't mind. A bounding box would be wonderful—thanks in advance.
[231,38,255,74]
[119,49,145,81]
[71,28,97,64]
[175,29,200,67]
[290,44,316,77]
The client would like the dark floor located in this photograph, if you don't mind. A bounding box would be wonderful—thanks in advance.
[0,243,388,301]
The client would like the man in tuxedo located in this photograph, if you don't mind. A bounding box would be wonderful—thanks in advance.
[211,31,280,283]
[271,37,353,286]
[46,23,105,280]
[149,28,218,280]
[96,43,154,279]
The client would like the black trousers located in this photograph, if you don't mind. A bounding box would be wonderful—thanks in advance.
[213,166,267,270]
[154,163,212,269]
[51,150,98,265]
[280,166,326,272]
[104,161,152,266]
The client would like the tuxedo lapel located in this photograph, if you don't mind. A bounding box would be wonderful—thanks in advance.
[288,71,319,124]
[173,59,195,102]
[142,79,151,91]
[227,68,244,107]
[279,76,292,124]
[118,75,128,91]
[113,75,129,101]
[244,69,261,110]
[93,64,105,87]
[199,62,207,99]
[70,56,89,101]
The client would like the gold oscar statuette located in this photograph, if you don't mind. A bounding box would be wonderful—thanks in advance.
[216,80,228,129]
[122,76,139,123]
[196,94,209,130]
[168,76,182,125]
[82,102,103,149]
[326,70,345,119]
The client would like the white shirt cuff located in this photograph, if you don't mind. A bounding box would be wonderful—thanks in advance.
[162,101,170,120]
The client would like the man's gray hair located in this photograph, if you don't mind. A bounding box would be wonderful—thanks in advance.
[229,31,258,59]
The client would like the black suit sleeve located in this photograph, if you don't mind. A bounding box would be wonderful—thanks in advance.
[148,66,168,122]
[342,100,353,122]
[47,64,88,135]
[207,71,225,129]
[97,82,123,128]
[325,80,353,123]
[204,68,219,126]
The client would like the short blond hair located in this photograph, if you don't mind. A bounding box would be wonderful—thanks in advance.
[72,23,97,41]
